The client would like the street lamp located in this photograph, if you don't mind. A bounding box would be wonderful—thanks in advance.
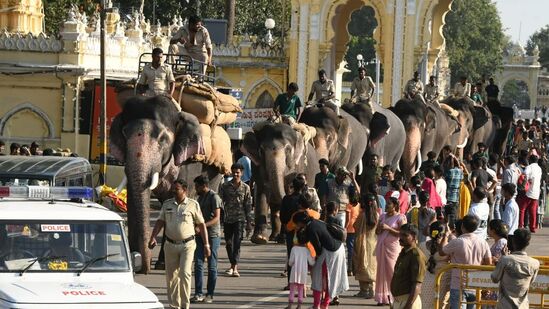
[265,18,275,46]
[356,54,364,68]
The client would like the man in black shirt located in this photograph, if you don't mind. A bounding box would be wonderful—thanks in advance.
[485,78,499,101]
[470,157,497,192]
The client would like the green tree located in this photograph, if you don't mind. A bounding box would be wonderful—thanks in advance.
[443,0,505,85]
[501,80,530,109]
[526,25,549,70]
[343,6,381,82]
[44,0,99,36]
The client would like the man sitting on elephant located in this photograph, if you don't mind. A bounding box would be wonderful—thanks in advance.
[404,71,425,104]
[424,75,440,105]
[273,82,303,122]
[324,166,360,226]
[137,47,175,98]
[308,69,339,115]
[350,67,375,109]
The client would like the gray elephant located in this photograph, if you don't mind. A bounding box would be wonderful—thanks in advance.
[109,95,222,273]
[299,106,367,173]
[392,98,467,179]
[241,122,318,243]
[341,102,405,172]
[445,98,497,155]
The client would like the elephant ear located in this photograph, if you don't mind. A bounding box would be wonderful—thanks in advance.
[336,117,351,150]
[472,106,490,131]
[173,111,203,166]
[369,112,390,146]
[424,106,438,133]
[241,131,261,166]
[109,114,126,163]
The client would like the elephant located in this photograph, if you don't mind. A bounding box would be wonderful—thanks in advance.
[486,100,514,156]
[109,95,223,273]
[391,98,467,179]
[240,121,318,243]
[341,102,405,172]
[298,106,367,174]
[445,98,497,156]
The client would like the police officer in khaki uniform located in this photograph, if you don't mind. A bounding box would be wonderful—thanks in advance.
[169,15,213,75]
[308,69,339,115]
[137,48,176,98]
[350,67,375,108]
[149,179,211,309]
[404,71,426,104]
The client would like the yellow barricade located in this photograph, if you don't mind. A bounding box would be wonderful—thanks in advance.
[434,263,549,309]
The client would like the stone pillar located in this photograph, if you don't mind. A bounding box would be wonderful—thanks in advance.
[390,0,406,105]
[296,2,310,101]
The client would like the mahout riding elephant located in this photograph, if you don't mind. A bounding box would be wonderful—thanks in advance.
[109,95,222,273]
[299,106,367,173]
[240,122,318,243]
[391,98,467,179]
[486,99,514,156]
[341,102,405,172]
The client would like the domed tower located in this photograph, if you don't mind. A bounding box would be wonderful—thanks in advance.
[0,0,44,34]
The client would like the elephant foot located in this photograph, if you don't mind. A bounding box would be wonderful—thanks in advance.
[251,234,268,245]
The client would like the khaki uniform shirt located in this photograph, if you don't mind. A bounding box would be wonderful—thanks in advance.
[491,251,540,309]
[171,26,212,61]
[391,246,426,297]
[405,79,424,96]
[351,76,375,101]
[137,64,175,97]
[424,84,439,102]
[310,79,335,102]
[159,197,204,241]
[454,82,471,98]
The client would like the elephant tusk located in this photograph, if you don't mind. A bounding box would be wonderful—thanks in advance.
[149,172,159,190]
[456,137,468,149]
[413,148,422,176]
[357,160,363,176]
[116,175,127,193]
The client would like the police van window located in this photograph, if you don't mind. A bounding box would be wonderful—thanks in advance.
[68,177,84,186]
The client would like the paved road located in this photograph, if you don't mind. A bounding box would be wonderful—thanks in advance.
[135,216,549,308]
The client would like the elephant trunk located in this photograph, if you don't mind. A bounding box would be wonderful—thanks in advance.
[126,168,153,274]
[402,125,422,180]
[264,149,287,239]
[124,136,163,274]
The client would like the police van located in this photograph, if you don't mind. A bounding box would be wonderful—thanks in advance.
[0,186,162,308]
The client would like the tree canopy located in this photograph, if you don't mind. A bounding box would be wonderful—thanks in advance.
[526,25,549,70]
[43,0,289,39]
[343,6,381,82]
[443,0,505,85]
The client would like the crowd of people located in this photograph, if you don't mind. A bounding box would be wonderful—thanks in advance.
[270,116,546,308]
[0,140,79,157]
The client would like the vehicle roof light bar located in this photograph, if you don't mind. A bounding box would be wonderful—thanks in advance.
[0,186,94,200]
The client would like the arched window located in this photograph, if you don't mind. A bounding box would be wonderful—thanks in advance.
[255,90,275,108]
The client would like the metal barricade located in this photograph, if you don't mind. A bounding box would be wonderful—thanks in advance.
[434,263,549,309]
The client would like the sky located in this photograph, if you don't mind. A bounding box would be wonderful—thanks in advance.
[494,0,549,46]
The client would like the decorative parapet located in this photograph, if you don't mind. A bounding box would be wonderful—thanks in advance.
[0,30,63,53]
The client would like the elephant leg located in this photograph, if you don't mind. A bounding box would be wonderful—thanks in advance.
[270,207,282,243]
[251,190,269,244]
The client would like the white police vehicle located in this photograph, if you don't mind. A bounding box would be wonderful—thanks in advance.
[0,186,162,308]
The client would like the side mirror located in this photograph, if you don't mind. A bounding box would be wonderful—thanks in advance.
[131,252,142,273]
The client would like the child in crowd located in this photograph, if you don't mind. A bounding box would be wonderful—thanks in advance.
[287,229,315,309]
[325,201,343,227]
[345,191,361,276]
